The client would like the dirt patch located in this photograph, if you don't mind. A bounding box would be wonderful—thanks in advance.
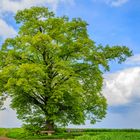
[0,137,15,140]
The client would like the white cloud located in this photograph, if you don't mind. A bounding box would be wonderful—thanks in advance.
[125,54,140,66]
[103,67,140,106]
[0,0,74,14]
[0,98,22,128]
[93,0,129,7]
[106,0,129,7]
[0,19,17,39]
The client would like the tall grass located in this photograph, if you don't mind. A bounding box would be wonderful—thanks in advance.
[1,128,140,139]
[75,132,140,140]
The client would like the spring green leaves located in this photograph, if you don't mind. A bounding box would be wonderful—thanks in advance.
[0,7,132,130]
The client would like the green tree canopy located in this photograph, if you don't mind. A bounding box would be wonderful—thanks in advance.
[0,7,132,131]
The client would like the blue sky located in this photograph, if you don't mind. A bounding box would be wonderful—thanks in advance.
[0,0,140,128]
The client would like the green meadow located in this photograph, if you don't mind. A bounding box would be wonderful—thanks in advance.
[1,128,140,140]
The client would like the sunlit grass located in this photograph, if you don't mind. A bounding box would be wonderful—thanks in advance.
[1,128,140,139]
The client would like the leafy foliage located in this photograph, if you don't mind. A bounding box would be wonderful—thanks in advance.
[0,7,132,130]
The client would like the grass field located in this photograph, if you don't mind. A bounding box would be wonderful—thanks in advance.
[75,132,140,140]
[1,128,140,139]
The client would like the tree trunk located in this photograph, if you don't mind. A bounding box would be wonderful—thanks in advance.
[45,121,54,131]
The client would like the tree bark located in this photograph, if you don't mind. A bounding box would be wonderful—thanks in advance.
[45,121,55,131]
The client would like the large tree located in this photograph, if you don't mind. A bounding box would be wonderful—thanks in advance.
[0,7,132,131]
